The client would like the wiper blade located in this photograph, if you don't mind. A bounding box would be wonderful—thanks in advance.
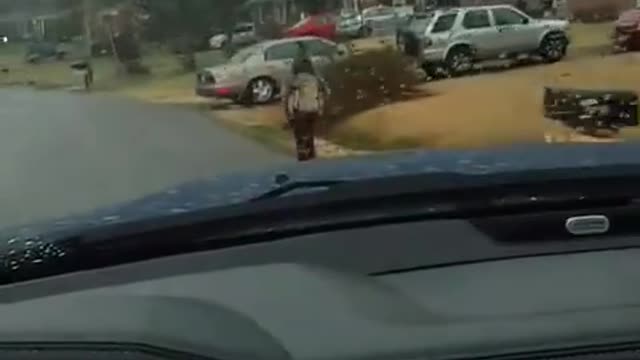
[250,174,348,201]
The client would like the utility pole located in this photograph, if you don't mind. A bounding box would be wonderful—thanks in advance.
[82,0,95,90]
[83,0,94,59]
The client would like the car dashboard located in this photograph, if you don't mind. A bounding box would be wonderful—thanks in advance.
[2,217,640,360]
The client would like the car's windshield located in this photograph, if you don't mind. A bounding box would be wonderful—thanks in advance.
[1,0,640,277]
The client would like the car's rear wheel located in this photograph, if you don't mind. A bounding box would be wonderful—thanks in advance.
[539,33,568,63]
[445,46,473,77]
[245,77,276,105]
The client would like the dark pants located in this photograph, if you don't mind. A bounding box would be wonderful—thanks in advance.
[290,112,317,161]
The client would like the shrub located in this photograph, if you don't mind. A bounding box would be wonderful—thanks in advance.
[322,47,422,127]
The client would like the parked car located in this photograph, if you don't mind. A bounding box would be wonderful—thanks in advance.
[196,37,350,105]
[613,8,640,52]
[392,0,415,20]
[361,5,399,37]
[399,5,570,78]
[209,22,259,50]
[337,10,364,38]
[285,13,337,40]
[396,12,435,58]
[25,41,68,64]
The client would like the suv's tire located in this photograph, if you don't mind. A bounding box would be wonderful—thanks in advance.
[539,33,568,63]
[445,46,473,77]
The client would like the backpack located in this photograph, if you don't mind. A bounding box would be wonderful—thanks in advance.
[288,73,325,115]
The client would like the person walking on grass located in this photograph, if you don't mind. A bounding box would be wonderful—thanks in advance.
[283,43,330,162]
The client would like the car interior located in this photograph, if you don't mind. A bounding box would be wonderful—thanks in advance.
[2,209,640,360]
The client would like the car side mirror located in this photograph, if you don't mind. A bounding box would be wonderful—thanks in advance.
[522,17,529,24]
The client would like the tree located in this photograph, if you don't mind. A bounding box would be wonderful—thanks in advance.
[141,0,243,69]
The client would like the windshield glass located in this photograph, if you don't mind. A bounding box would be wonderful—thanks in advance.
[0,0,639,266]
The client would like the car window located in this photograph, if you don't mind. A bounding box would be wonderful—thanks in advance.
[492,8,528,26]
[304,40,336,57]
[431,13,457,33]
[316,15,330,25]
[409,15,433,33]
[322,14,337,24]
[462,9,491,29]
[341,12,359,19]
[292,17,313,28]
[234,25,253,33]
[229,45,260,63]
[265,42,299,61]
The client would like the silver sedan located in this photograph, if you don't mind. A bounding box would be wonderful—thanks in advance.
[196,37,349,105]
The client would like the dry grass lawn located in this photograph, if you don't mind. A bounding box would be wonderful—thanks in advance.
[336,52,640,150]
[211,22,626,152]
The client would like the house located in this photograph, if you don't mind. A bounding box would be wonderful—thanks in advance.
[0,8,77,41]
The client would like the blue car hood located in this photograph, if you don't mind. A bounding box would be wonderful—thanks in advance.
[3,143,640,239]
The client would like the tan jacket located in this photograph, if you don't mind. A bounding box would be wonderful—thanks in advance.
[284,73,329,118]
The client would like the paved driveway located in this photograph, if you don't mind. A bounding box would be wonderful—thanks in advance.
[0,89,289,228]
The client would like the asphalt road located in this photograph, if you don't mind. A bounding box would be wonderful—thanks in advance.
[0,89,290,228]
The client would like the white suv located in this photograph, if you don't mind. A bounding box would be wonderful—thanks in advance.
[398,5,570,76]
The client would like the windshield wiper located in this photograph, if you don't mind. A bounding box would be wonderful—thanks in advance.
[250,179,348,202]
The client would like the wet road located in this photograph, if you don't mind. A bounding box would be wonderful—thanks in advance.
[0,89,290,228]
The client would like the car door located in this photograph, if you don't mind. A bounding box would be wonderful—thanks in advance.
[263,41,300,86]
[428,12,459,54]
[459,9,501,59]
[491,6,538,53]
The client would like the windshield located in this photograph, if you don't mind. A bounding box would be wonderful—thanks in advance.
[1,0,640,275]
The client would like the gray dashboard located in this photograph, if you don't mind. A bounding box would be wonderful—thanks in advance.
[1,218,640,359]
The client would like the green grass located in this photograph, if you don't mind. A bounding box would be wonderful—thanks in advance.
[0,43,195,91]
